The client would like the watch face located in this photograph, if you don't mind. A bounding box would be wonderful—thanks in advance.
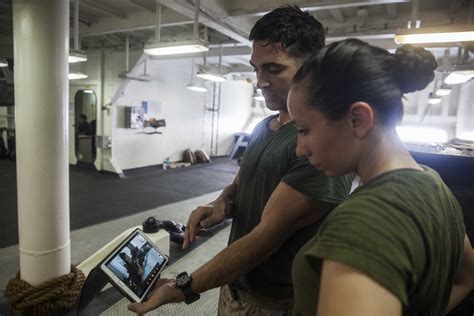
[176,273,191,288]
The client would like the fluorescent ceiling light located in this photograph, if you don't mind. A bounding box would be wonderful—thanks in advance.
[144,39,208,56]
[445,70,474,85]
[396,126,448,143]
[394,26,474,44]
[68,72,88,80]
[186,84,207,93]
[435,87,452,96]
[196,72,226,82]
[427,96,442,105]
[69,50,87,63]
[0,58,7,67]
[427,92,441,105]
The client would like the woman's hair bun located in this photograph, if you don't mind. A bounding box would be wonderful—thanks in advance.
[394,44,437,94]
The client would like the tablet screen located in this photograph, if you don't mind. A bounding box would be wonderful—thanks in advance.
[103,231,167,298]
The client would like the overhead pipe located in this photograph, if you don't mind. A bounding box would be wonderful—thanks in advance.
[155,0,161,42]
[125,34,129,71]
[74,0,79,50]
[193,0,200,40]
[410,0,419,29]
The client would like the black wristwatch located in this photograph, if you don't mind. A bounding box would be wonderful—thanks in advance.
[175,272,200,304]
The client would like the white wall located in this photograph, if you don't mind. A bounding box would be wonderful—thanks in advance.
[68,48,473,173]
[112,55,254,170]
[69,48,254,171]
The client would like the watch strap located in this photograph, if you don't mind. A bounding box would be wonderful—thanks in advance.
[176,272,200,304]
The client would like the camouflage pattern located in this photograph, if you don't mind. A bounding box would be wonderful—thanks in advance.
[217,285,292,316]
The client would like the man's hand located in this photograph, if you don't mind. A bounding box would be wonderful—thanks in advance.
[127,278,185,315]
[182,200,227,250]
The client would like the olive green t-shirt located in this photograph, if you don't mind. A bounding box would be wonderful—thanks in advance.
[229,115,353,305]
[292,166,465,316]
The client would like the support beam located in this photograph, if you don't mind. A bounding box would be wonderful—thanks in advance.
[127,0,155,13]
[70,13,97,25]
[329,8,345,23]
[83,20,194,37]
[159,0,251,46]
[229,0,412,17]
[79,0,127,19]
[103,34,120,46]
[81,11,194,38]
[410,0,419,28]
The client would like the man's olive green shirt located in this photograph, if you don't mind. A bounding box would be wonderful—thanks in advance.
[229,115,353,307]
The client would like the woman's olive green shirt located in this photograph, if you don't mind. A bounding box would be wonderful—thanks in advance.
[292,167,465,316]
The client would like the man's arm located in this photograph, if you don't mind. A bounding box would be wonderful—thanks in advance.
[316,260,402,316]
[212,170,240,218]
[190,181,331,293]
[128,181,333,315]
[446,234,474,312]
[183,171,240,249]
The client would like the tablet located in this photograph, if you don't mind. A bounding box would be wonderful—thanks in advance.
[100,228,169,302]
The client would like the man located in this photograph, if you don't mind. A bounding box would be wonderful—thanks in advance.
[128,6,352,315]
[119,252,144,293]
[77,114,92,135]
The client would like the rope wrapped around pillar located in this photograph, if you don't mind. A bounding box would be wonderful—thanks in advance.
[4,266,85,316]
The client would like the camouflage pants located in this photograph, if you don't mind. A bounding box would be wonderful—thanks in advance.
[217,285,292,316]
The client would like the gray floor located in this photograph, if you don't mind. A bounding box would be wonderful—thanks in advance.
[0,191,230,316]
[0,157,239,248]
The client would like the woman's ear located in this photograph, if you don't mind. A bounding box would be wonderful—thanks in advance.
[349,102,374,138]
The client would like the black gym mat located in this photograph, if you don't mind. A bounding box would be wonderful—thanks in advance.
[0,157,239,249]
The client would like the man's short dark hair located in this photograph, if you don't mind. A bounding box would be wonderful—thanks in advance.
[79,114,87,120]
[249,5,325,60]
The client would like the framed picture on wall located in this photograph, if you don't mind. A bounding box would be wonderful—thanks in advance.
[124,107,144,129]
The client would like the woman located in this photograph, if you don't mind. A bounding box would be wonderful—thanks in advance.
[288,39,474,315]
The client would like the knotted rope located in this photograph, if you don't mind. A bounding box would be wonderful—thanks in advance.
[4,266,85,316]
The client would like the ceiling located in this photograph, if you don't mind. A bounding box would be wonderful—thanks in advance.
[0,0,473,70]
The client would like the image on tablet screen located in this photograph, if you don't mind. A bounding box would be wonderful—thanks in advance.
[104,232,167,297]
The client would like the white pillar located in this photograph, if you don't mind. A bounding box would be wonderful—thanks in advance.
[13,0,71,285]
